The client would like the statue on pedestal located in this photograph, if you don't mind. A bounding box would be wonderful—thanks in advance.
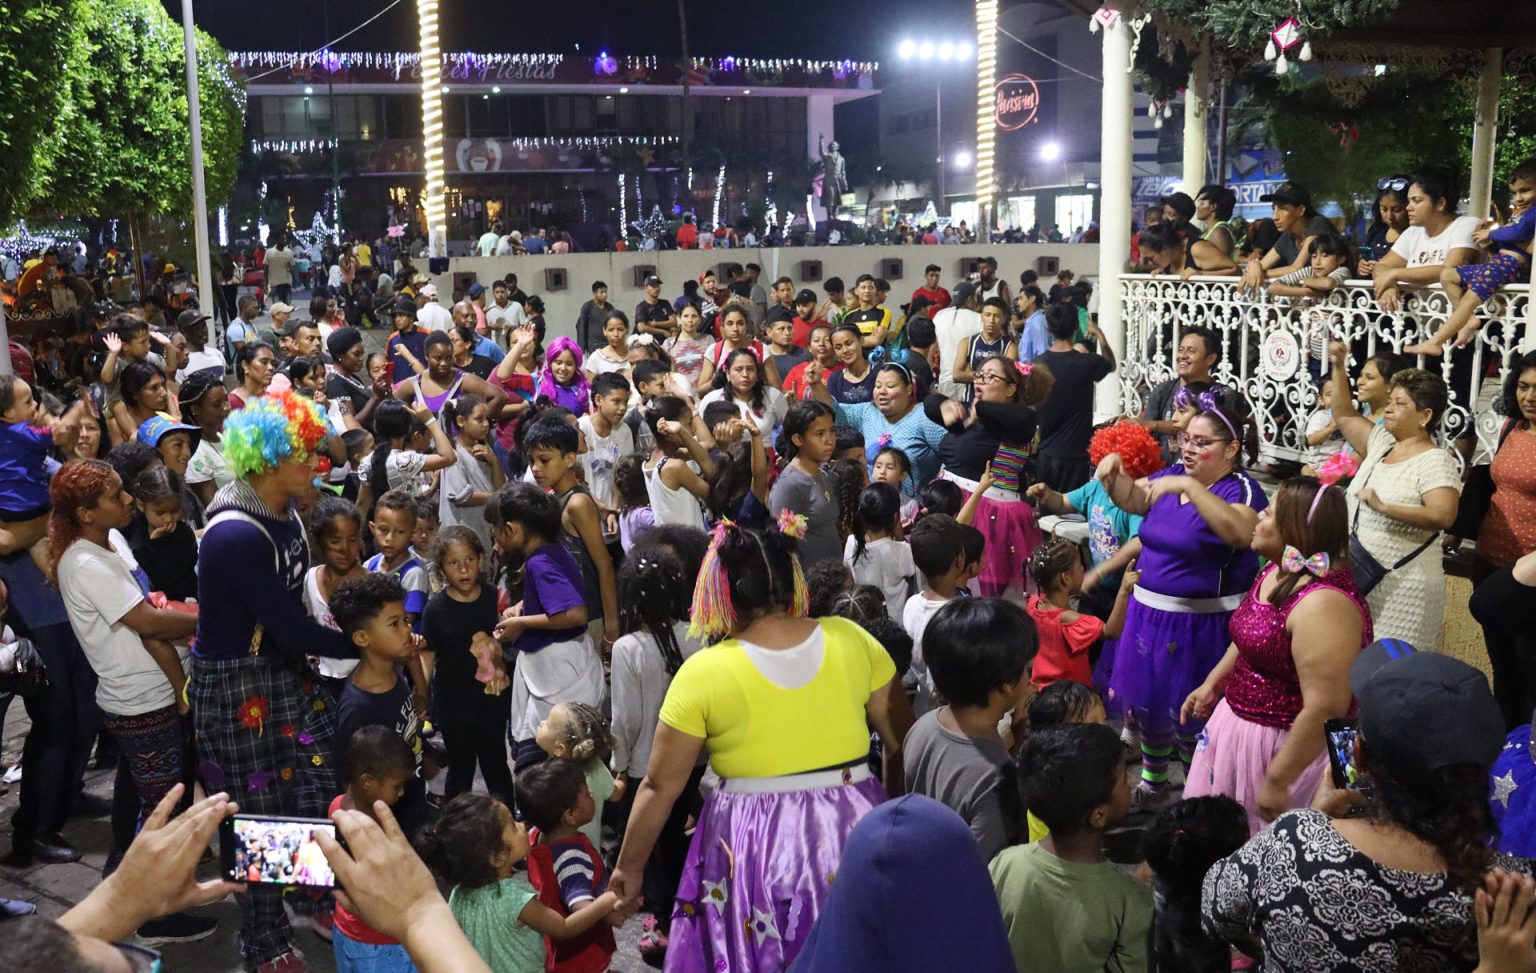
[817,134,849,218]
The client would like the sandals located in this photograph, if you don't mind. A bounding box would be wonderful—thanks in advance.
[637,913,668,965]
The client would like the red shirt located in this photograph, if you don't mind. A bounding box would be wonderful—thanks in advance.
[676,223,698,249]
[910,286,951,311]
[791,315,828,349]
[527,830,614,973]
[327,795,400,945]
[1026,596,1102,688]
[782,359,842,401]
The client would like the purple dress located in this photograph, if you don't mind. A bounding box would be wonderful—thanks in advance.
[1107,466,1267,736]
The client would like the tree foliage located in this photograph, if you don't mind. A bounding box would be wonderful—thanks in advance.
[20,0,244,221]
[1139,0,1403,56]
[0,0,85,225]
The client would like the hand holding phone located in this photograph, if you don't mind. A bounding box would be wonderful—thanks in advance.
[1324,718,1372,799]
[221,814,342,888]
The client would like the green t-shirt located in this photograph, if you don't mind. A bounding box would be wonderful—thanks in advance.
[989,841,1153,973]
[449,875,545,973]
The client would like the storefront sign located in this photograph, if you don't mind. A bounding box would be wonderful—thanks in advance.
[994,74,1040,131]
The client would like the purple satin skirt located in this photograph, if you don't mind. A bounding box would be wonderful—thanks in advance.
[664,772,886,973]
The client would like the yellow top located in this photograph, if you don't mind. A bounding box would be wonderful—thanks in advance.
[659,616,896,779]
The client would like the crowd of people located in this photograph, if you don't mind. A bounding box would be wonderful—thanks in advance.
[2,162,1536,973]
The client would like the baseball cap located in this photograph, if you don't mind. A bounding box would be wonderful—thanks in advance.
[467,282,486,299]
[136,412,202,452]
[644,275,663,287]
[1258,181,1314,211]
[952,281,978,304]
[174,309,209,332]
[1350,639,1505,784]
[162,263,178,274]
[418,283,438,299]
[794,288,818,305]
[269,301,295,316]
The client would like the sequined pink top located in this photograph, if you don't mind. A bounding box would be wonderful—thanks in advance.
[1224,564,1373,729]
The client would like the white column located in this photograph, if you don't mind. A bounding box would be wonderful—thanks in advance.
[0,301,10,377]
[1094,5,1135,419]
[1181,46,1209,193]
[180,0,216,326]
[975,0,999,236]
[1469,48,1503,221]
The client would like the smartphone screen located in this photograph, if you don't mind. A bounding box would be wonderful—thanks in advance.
[1324,718,1366,792]
[220,815,339,888]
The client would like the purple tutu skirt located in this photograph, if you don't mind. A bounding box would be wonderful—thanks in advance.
[1184,699,1329,835]
[665,770,886,973]
[1106,591,1236,737]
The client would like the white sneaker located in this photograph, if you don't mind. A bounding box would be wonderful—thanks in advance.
[2,764,20,785]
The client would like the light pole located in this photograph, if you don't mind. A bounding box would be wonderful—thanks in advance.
[897,37,972,216]
[179,0,215,323]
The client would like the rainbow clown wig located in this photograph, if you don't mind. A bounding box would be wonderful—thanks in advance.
[221,390,330,478]
[1089,421,1165,481]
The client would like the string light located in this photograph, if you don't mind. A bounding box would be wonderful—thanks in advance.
[218,206,229,247]
[226,50,877,83]
[806,194,817,232]
[711,164,728,228]
[417,0,446,257]
[249,139,340,154]
[765,170,777,230]
[503,136,677,150]
[618,173,629,235]
[974,0,998,228]
[0,222,84,264]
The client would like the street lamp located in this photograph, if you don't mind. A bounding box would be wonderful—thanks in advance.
[1040,140,1062,162]
[897,35,973,215]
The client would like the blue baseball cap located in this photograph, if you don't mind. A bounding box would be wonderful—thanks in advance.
[136,412,202,453]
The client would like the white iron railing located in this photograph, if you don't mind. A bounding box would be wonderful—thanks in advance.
[1118,275,1533,465]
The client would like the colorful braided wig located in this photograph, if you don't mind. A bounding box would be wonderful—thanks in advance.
[688,519,810,642]
[221,389,330,478]
[1089,421,1165,481]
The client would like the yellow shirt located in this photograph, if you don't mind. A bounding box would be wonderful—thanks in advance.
[355,243,373,268]
[659,617,896,779]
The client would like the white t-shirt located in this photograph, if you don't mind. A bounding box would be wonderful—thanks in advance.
[609,621,704,776]
[578,414,634,514]
[177,348,225,382]
[697,386,788,441]
[485,301,527,333]
[844,536,918,622]
[186,438,232,489]
[644,456,706,529]
[1390,215,1481,268]
[416,302,453,332]
[902,591,953,716]
[57,538,175,716]
[584,347,630,378]
[361,449,431,497]
[303,567,359,680]
[931,306,983,394]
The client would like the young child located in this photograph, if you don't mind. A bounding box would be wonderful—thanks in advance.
[1026,538,1135,690]
[577,372,635,541]
[1408,157,1536,357]
[329,726,420,973]
[843,482,917,622]
[1142,797,1250,973]
[1302,376,1347,477]
[767,316,811,380]
[517,759,619,972]
[642,396,712,531]
[825,457,866,543]
[411,499,443,591]
[304,496,368,689]
[439,393,506,554]
[871,444,919,524]
[417,792,622,973]
[121,465,198,604]
[806,559,855,619]
[524,417,619,652]
[989,724,1152,973]
[486,482,601,771]
[329,572,429,836]
[366,490,432,633]
[613,454,655,553]
[0,375,84,571]
[903,513,985,713]
[704,415,770,528]
[362,398,456,504]
[916,478,964,520]
[421,525,514,806]
[903,598,1036,862]
[1023,678,1111,842]
[536,337,591,414]
[535,701,627,854]
[1264,233,1352,300]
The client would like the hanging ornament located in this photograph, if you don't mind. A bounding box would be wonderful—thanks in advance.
[1089,5,1121,33]
[1299,41,1313,61]
[1266,15,1304,76]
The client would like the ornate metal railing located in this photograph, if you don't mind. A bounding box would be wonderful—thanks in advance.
[1118,275,1532,465]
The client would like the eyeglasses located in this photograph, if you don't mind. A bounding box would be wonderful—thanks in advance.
[112,942,164,973]
[1177,434,1231,451]
[1377,177,1410,192]
[973,372,1011,385]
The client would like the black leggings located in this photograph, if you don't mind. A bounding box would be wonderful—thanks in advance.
[440,711,514,807]
[1470,555,1536,731]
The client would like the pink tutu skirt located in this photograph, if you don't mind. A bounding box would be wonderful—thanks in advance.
[943,471,1040,598]
[665,767,886,973]
[1184,699,1329,835]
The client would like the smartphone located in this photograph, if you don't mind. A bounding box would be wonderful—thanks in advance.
[1324,718,1368,793]
[219,814,340,888]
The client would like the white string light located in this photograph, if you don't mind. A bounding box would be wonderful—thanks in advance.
[974,0,999,228]
[504,136,678,150]
[417,0,446,258]
[712,164,727,227]
[618,173,629,235]
[217,206,229,247]
[0,222,84,264]
[249,139,340,154]
[228,51,876,76]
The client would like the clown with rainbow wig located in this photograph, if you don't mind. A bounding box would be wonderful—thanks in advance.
[190,390,355,969]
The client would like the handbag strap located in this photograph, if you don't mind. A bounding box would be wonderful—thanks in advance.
[1351,443,1439,570]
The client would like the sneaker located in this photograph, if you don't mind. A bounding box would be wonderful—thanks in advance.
[255,949,307,973]
[1130,782,1176,812]
[288,909,334,942]
[3,763,21,784]
[135,912,219,946]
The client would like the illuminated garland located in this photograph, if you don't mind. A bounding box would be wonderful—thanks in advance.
[974,0,999,221]
[0,221,84,264]
[618,173,629,235]
[250,139,340,154]
[417,0,447,257]
[227,50,877,76]
[711,164,728,228]
[505,136,677,149]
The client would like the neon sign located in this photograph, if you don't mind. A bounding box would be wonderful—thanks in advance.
[994,73,1040,131]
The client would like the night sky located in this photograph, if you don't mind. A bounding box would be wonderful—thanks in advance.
[170,0,980,61]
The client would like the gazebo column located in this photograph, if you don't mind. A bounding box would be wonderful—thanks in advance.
[1181,43,1210,192]
[1468,47,1503,221]
[1095,3,1135,419]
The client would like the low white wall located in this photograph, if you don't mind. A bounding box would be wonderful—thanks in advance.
[430,243,1102,342]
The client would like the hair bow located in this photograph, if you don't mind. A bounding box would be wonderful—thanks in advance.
[1173,385,1239,441]
[875,432,894,450]
[1281,545,1330,577]
[626,333,656,349]
[1013,361,1033,379]
[777,509,809,539]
